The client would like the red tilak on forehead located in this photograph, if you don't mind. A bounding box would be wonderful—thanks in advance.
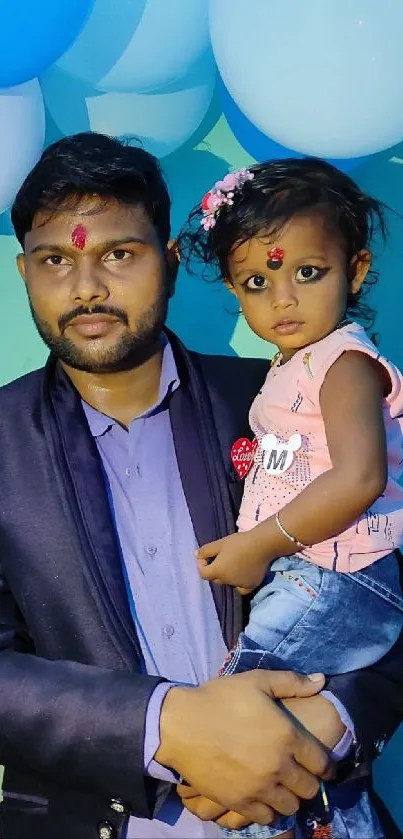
[266,246,284,270]
[71,224,87,250]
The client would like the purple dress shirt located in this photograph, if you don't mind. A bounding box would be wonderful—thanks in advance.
[82,341,353,839]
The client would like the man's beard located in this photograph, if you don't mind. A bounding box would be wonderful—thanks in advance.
[28,292,169,374]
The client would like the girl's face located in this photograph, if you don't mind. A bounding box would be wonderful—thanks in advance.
[226,212,371,361]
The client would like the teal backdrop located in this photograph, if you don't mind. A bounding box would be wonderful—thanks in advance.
[0,74,403,830]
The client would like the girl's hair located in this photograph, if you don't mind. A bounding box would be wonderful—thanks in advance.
[178,157,387,330]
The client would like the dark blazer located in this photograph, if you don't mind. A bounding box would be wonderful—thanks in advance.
[0,332,401,839]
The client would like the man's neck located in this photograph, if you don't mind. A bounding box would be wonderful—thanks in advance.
[61,344,164,428]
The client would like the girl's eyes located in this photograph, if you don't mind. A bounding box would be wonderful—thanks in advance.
[243,265,329,290]
[245,275,268,291]
[295,265,322,282]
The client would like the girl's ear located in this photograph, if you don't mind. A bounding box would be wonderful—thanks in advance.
[349,249,372,294]
[224,277,238,297]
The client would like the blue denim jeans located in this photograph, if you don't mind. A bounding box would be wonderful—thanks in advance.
[220,552,403,838]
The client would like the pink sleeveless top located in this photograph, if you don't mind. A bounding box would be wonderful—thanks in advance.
[238,322,403,572]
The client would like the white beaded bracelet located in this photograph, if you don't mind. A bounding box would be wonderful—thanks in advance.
[275,512,310,551]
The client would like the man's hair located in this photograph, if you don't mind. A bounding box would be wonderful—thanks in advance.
[11,132,171,247]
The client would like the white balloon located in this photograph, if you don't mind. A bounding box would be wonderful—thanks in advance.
[210,0,403,158]
[0,81,45,214]
[58,0,210,94]
[42,55,215,158]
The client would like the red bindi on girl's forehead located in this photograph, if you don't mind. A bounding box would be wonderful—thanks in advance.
[266,247,284,270]
[71,224,88,250]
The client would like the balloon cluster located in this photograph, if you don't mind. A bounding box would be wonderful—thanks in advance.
[211,0,403,163]
[2,0,403,214]
[0,0,213,214]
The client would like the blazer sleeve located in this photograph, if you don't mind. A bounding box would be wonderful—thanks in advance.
[0,557,167,819]
[326,626,403,765]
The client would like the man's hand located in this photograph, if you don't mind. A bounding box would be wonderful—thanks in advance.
[196,532,269,591]
[156,670,332,825]
[282,694,346,751]
[177,784,251,831]
[176,692,345,829]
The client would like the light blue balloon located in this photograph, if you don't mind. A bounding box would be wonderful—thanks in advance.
[0,81,45,213]
[220,82,366,173]
[41,53,216,158]
[58,0,210,94]
[0,0,95,88]
[210,0,403,158]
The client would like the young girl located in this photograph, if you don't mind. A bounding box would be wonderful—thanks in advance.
[179,159,403,839]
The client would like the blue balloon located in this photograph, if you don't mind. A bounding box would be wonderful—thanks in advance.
[41,53,216,159]
[0,0,95,87]
[0,81,45,214]
[211,0,403,159]
[220,82,365,174]
[58,0,210,94]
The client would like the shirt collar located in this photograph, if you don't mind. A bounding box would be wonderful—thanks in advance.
[82,336,180,438]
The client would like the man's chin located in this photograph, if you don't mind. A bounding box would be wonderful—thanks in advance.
[30,302,167,374]
[56,337,162,374]
[61,356,124,374]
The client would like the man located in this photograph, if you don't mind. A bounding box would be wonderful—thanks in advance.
[0,132,401,839]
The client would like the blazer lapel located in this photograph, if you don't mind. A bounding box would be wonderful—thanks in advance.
[46,359,141,671]
[167,334,240,647]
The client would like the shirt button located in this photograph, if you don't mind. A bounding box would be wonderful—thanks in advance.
[125,468,130,477]
[163,624,175,638]
[146,545,157,557]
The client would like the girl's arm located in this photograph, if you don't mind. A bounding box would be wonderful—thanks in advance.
[198,350,389,589]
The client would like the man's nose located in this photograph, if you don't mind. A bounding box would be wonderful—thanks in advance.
[70,262,109,305]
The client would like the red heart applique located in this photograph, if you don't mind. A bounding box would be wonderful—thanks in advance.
[231,437,258,479]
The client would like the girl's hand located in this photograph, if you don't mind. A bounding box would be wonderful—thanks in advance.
[196,532,270,590]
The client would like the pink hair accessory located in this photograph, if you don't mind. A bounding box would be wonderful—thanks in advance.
[200,168,254,231]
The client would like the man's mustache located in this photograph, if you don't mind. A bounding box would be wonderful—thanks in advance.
[59,304,129,332]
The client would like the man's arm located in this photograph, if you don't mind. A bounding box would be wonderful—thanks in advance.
[0,652,165,813]
[0,558,165,818]
[326,627,403,765]
[0,554,329,826]
[3,560,402,826]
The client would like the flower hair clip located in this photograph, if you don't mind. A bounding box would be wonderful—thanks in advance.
[200,168,254,231]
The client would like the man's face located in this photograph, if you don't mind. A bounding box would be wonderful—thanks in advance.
[18,197,174,373]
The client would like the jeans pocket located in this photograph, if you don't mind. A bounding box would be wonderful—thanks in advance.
[245,560,323,652]
[348,551,403,612]
[271,565,403,674]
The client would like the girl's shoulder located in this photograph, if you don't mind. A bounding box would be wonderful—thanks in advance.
[303,323,403,414]
[300,322,376,388]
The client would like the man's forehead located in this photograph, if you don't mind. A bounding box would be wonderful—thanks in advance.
[26,199,152,247]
